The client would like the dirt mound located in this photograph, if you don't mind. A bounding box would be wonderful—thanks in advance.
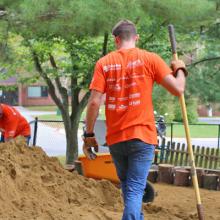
[0,137,122,220]
[0,137,219,220]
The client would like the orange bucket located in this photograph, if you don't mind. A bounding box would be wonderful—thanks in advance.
[78,153,119,183]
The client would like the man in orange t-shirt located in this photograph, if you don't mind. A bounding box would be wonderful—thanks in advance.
[0,104,31,144]
[83,20,187,220]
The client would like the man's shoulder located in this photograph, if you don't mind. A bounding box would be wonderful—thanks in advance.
[96,49,160,65]
[137,48,157,57]
[2,104,10,112]
[3,104,19,116]
[138,50,163,64]
[97,51,118,64]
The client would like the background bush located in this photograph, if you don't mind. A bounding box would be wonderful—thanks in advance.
[174,98,198,123]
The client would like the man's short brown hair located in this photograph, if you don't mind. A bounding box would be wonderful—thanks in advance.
[112,20,137,40]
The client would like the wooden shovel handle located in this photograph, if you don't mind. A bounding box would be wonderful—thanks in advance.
[168,24,205,220]
[168,24,177,54]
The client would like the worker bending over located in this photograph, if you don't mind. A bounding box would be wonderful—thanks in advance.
[0,103,31,144]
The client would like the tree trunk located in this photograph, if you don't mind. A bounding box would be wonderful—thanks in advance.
[189,168,204,188]
[174,169,190,186]
[65,126,79,165]
[203,174,218,190]
[65,94,89,165]
[158,164,174,184]
[147,169,158,183]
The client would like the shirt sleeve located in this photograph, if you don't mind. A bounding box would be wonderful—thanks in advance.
[150,53,173,84]
[89,61,106,93]
[4,112,19,139]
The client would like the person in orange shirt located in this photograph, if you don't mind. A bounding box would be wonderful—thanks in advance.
[0,103,31,144]
[83,20,187,220]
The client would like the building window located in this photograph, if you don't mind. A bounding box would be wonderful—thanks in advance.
[27,86,48,98]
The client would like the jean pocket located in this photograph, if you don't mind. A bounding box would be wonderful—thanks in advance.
[128,141,155,161]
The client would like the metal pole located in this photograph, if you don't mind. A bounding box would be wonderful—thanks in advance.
[171,123,173,145]
[33,117,38,146]
[218,124,220,150]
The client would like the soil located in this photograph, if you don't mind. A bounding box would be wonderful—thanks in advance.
[0,137,219,220]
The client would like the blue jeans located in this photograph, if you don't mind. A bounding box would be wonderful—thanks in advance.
[109,139,155,220]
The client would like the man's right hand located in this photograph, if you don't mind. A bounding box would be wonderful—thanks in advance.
[171,60,188,77]
[82,137,98,160]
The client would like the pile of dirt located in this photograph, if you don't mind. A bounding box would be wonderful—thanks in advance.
[0,137,219,220]
[0,137,122,220]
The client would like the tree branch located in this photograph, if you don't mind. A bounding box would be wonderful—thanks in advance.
[80,91,90,109]
[31,50,65,112]
[49,53,69,111]
[71,90,90,122]
[37,11,58,21]
[69,50,81,116]
[102,32,108,56]
[187,56,220,67]
[70,75,80,120]
[141,20,167,45]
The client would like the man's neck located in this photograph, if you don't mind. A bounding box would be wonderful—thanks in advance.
[117,41,136,50]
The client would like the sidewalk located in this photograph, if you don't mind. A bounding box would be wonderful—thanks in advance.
[14,106,75,156]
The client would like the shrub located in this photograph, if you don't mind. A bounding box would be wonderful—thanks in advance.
[174,98,198,123]
[153,86,175,123]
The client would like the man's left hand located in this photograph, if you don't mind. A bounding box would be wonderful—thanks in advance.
[83,137,98,160]
[171,60,188,77]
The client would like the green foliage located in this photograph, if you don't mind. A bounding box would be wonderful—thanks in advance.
[186,27,220,103]
[137,17,171,60]
[0,0,219,162]
[152,85,176,122]
[174,98,198,123]
[5,0,142,39]
[0,85,17,91]
[140,0,215,29]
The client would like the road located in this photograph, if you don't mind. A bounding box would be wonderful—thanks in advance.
[15,107,68,156]
[15,107,220,156]
[198,117,220,124]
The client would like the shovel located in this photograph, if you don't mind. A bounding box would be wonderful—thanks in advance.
[168,24,205,220]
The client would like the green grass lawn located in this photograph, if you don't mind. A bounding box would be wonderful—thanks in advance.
[37,114,62,120]
[166,124,219,138]
[26,105,58,112]
[35,105,106,121]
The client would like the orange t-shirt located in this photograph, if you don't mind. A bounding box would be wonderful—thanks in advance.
[0,104,30,139]
[90,48,172,146]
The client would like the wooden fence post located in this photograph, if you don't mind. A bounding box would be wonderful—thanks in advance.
[174,143,181,166]
[179,143,186,166]
[156,141,220,171]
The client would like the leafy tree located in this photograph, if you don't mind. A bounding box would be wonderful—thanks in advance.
[0,0,219,165]
[0,0,142,165]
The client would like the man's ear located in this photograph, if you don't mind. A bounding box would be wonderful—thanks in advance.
[135,34,139,42]
[114,36,121,45]
[113,36,121,48]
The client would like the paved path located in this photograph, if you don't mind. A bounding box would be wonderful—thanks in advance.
[198,117,220,124]
[14,107,83,156]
